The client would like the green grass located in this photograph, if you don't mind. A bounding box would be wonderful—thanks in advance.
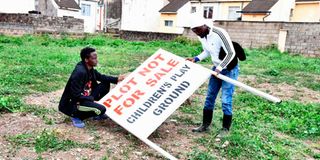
[188,148,217,160]
[7,129,100,153]
[242,46,320,91]
[0,34,319,159]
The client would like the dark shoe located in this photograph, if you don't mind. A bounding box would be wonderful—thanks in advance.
[92,114,109,121]
[222,114,232,130]
[192,124,210,132]
[192,109,213,133]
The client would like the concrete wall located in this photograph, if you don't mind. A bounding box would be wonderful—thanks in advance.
[0,13,84,35]
[189,21,320,57]
[0,0,35,13]
[283,22,320,56]
[120,30,179,41]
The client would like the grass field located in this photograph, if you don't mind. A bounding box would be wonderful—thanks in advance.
[0,34,319,159]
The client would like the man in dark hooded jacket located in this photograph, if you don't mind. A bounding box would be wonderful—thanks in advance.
[59,47,125,128]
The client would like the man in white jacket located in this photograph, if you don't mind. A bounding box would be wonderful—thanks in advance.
[187,17,239,137]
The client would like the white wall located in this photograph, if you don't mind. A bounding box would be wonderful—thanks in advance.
[176,2,191,30]
[266,0,295,21]
[80,0,98,33]
[121,0,164,32]
[191,2,221,21]
[57,9,81,18]
[0,0,35,13]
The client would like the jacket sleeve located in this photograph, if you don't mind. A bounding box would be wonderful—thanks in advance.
[70,71,94,102]
[196,50,210,62]
[95,70,118,84]
[216,30,236,71]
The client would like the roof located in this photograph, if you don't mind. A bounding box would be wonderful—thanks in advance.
[241,0,278,13]
[159,0,189,13]
[54,0,81,10]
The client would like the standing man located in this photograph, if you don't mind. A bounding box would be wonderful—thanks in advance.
[59,47,125,128]
[186,17,240,138]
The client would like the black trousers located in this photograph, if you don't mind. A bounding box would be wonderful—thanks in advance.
[72,82,110,120]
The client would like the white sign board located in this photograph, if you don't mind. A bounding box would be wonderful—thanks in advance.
[98,49,211,140]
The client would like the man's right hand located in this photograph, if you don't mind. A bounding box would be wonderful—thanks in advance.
[186,58,195,63]
[118,74,126,82]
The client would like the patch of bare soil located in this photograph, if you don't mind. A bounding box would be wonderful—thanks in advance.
[0,113,47,135]
[238,75,320,104]
[23,89,64,109]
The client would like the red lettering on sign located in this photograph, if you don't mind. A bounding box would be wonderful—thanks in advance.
[102,77,138,109]
[113,89,146,115]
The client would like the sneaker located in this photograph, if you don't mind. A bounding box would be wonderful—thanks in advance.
[71,117,85,128]
[92,114,109,121]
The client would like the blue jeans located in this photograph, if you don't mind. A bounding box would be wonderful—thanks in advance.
[203,65,239,115]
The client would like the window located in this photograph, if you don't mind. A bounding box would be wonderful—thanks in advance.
[164,20,173,27]
[81,4,91,16]
[191,6,196,13]
[203,6,213,19]
[228,6,241,20]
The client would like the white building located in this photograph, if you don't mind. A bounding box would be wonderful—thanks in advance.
[158,0,191,34]
[79,0,100,33]
[36,0,81,18]
[37,0,100,33]
[121,0,251,34]
[241,0,296,21]
[121,0,165,32]
[0,0,103,33]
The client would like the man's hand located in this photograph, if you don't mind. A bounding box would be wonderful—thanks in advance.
[118,74,126,82]
[186,58,195,63]
[213,68,221,77]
